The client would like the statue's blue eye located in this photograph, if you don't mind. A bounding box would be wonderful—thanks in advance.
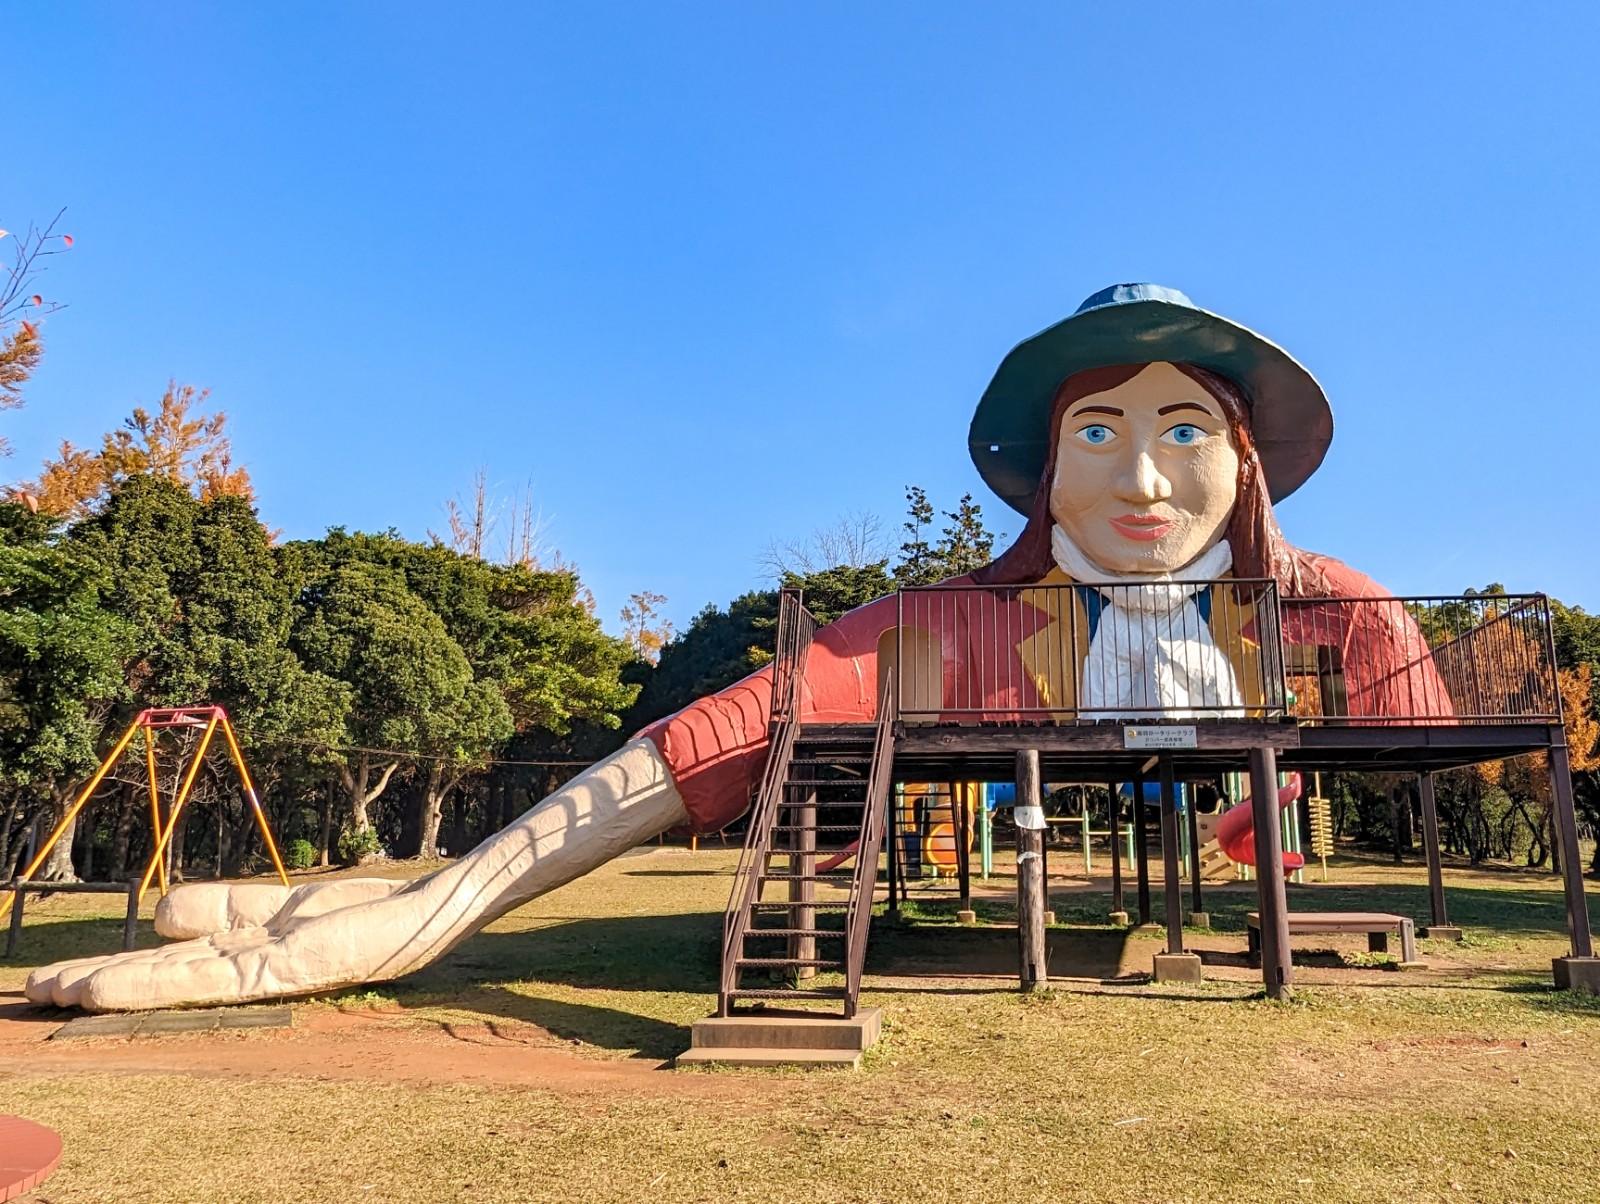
[1076,424,1116,446]
[1162,423,1205,446]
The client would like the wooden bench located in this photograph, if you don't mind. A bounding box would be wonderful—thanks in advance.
[1247,910,1419,966]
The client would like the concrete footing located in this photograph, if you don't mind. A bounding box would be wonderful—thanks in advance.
[1187,912,1211,929]
[956,909,977,925]
[1553,956,1600,994]
[1107,910,1129,927]
[1421,925,1463,942]
[676,1008,882,1069]
[1043,910,1056,926]
[1151,952,1203,984]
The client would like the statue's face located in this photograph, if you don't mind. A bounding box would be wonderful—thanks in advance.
[1048,362,1241,573]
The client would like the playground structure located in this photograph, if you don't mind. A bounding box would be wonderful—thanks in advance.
[2,707,289,938]
[19,282,1599,1026]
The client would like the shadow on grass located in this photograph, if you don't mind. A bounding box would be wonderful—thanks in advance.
[468,989,690,1059]
[405,911,726,997]
[0,916,161,969]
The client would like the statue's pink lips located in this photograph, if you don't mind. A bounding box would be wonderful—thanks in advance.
[1109,514,1172,542]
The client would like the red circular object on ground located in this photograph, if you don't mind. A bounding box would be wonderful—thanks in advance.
[0,1115,62,1201]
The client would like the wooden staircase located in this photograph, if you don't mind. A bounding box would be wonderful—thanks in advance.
[717,590,895,1018]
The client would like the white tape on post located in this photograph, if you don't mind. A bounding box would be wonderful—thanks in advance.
[1014,804,1046,831]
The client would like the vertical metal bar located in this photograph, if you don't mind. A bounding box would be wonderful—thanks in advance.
[896,589,904,717]
[1133,764,1151,925]
[789,787,817,978]
[5,716,145,907]
[954,782,972,914]
[142,725,169,897]
[885,783,900,916]
[1107,780,1125,920]
[1186,780,1205,920]
[139,715,220,902]
[218,714,290,887]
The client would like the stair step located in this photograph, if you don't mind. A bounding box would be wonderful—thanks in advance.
[771,824,863,833]
[727,987,849,1000]
[761,873,855,883]
[784,779,869,788]
[790,756,872,766]
[736,957,843,969]
[675,1046,862,1069]
[751,901,850,911]
[742,928,846,939]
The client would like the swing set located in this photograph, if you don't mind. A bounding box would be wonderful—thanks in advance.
[2,706,290,915]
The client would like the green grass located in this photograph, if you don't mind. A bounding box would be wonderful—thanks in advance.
[4,845,1600,1202]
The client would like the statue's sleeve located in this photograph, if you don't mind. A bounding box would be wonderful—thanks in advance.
[638,592,903,832]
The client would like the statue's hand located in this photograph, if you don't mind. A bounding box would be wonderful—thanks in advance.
[153,877,409,938]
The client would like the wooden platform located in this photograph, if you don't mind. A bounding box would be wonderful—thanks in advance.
[676,1008,881,1069]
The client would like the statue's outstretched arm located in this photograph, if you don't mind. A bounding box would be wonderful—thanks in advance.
[25,739,688,1012]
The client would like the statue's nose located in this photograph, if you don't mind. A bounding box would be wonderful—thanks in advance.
[1114,450,1173,503]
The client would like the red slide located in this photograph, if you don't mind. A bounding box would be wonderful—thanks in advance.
[1215,772,1305,872]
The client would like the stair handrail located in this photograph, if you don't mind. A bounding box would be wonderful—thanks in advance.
[718,587,816,1014]
[842,674,897,1016]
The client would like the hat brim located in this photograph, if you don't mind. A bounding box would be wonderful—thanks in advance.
[968,300,1332,514]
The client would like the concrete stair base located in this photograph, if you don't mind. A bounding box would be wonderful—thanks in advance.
[675,1046,865,1068]
[675,1007,881,1069]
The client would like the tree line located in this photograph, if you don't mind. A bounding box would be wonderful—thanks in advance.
[2,213,1595,881]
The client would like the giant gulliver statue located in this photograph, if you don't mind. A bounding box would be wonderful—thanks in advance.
[27,284,1443,1011]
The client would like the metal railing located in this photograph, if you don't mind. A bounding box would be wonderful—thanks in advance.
[717,588,816,1015]
[895,579,1287,722]
[843,676,896,1016]
[1281,594,1559,724]
[893,583,1559,727]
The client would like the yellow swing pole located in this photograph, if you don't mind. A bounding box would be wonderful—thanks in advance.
[143,725,170,897]
[2,716,146,912]
[217,713,290,887]
[138,715,219,904]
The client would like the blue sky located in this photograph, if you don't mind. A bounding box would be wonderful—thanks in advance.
[8,5,1600,631]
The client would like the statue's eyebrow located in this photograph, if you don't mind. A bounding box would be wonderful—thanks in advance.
[1158,401,1216,416]
[1069,404,1123,418]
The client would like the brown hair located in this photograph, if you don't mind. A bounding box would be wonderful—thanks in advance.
[974,362,1306,593]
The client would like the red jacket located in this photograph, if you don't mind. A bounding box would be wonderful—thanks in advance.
[644,550,1451,832]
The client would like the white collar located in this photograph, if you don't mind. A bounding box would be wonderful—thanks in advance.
[1050,525,1233,612]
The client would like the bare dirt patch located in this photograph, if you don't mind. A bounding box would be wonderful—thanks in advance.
[0,996,760,1101]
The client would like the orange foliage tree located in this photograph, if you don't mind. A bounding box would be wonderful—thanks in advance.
[28,383,253,518]
[0,209,71,469]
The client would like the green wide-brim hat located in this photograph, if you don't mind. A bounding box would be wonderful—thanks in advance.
[968,283,1333,514]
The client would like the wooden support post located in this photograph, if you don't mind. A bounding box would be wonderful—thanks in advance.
[1015,750,1048,990]
[1158,758,1184,955]
[1417,772,1455,937]
[953,783,975,924]
[1249,747,1292,999]
[788,789,816,979]
[1548,741,1595,959]
[122,878,140,952]
[1132,765,1151,926]
[1186,780,1205,924]
[1107,780,1126,924]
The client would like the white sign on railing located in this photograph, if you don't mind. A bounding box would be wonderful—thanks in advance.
[1123,725,1198,750]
